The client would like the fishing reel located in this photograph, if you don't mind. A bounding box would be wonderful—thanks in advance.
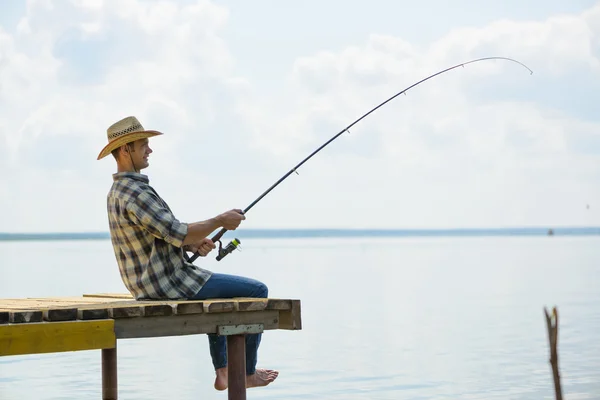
[215,238,241,261]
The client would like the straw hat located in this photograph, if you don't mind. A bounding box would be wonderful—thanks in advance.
[97,116,163,160]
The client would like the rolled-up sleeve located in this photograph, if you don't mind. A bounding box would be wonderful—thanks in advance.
[126,191,188,248]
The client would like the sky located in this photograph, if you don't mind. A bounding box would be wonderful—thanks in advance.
[0,0,599,232]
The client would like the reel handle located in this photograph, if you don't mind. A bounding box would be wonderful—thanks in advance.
[215,238,241,261]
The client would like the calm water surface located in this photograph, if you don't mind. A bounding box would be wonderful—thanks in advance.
[1,236,599,399]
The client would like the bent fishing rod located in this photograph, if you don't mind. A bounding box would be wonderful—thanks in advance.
[188,56,533,263]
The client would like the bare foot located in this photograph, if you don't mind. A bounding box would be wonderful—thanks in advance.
[246,368,279,389]
[214,367,228,391]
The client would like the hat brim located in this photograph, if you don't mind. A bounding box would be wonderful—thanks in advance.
[97,130,163,160]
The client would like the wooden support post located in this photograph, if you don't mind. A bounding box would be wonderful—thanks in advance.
[227,334,246,400]
[218,324,264,400]
[102,345,118,400]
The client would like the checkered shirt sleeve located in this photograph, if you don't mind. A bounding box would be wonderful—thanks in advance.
[126,189,188,247]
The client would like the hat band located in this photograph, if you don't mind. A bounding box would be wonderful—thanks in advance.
[108,123,144,140]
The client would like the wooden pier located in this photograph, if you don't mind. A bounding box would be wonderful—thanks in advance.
[0,293,302,399]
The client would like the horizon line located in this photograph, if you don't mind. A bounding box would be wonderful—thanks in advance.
[0,226,599,241]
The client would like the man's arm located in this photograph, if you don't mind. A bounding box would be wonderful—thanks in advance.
[182,218,221,246]
[126,189,246,248]
[182,209,246,246]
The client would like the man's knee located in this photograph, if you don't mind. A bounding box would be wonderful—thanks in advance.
[255,281,268,298]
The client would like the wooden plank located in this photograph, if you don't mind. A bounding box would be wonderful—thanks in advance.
[2,307,77,322]
[23,297,125,307]
[27,296,121,303]
[203,300,235,313]
[75,300,147,309]
[1,298,111,306]
[174,301,204,315]
[233,298,268,312]
[109,305,144,319]
[0,300,74,310]
[78,308,109,321]
[77,300,199,318]
[0,300,112,311]
[142,304,174,317]
[114,310,280,339]
[9,311,43,324]
[279,300,302,330]
[83,293,133,299]
[72,303,126,321]
[43,308,78,322]
[2,300,159,311]
[0,320,115,356]
[106,301,180,318]
[1,297,300,328]
[266,299,292,310]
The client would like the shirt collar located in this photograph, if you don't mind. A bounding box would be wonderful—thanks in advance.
[112,171,150,184]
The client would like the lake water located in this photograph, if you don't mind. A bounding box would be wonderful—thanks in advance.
[1,235,599,399]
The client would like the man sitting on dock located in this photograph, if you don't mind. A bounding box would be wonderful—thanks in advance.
[97,116,278,391]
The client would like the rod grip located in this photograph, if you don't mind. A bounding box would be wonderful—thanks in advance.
[211,228,227,242]
[187,228,229,263]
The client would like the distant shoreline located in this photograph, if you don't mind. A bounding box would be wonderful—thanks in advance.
[0,227,599,241]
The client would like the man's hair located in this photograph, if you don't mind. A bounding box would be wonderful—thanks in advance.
[111,147,121,160]
[111,143,135,160]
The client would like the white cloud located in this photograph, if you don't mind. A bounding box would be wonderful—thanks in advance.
[1,0,235,163]
[231,4,600,228]
[0,0,598,231]
[0,0,243,232]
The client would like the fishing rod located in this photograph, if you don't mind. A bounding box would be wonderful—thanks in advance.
[188,56,533,263]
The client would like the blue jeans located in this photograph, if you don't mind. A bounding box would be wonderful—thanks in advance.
[190,272,269,375]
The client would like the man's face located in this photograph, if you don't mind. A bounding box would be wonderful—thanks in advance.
[127,138,153,170]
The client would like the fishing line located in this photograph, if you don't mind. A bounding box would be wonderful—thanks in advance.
[188,56,533,262]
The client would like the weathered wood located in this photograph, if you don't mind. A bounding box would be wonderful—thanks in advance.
[79,299,202,316]
[227,335,247,400]
[1,298,113,308]
[107,303,175,318]
[1,298,283,322]
[114,311,280,339]
[0,301,75,309]
[102,346,118,400]
[0,296,300,334]
[9,310,43,324]
[43,308,78,322]
[84,293,133,299]
[175,301,204,315]
[234,298,268,312]
[75,302,146,320]
[78,308,110,320]
[143,304,174,317]
[0,320,115,356]
[28,296,122,303]
[279,300,302,330]
[109,306,144,319]
[266,299,292,310]
[3,305,78,323]
[204,300,235,313]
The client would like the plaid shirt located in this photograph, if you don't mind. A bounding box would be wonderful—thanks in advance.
[106,172,212,300]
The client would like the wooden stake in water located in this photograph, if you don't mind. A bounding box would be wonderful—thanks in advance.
[544,306,563,400]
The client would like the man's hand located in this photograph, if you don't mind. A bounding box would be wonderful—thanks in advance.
[217,209,246,230]
[186,238,216,257]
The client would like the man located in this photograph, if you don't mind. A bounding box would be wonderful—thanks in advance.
[97,116,278,391]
